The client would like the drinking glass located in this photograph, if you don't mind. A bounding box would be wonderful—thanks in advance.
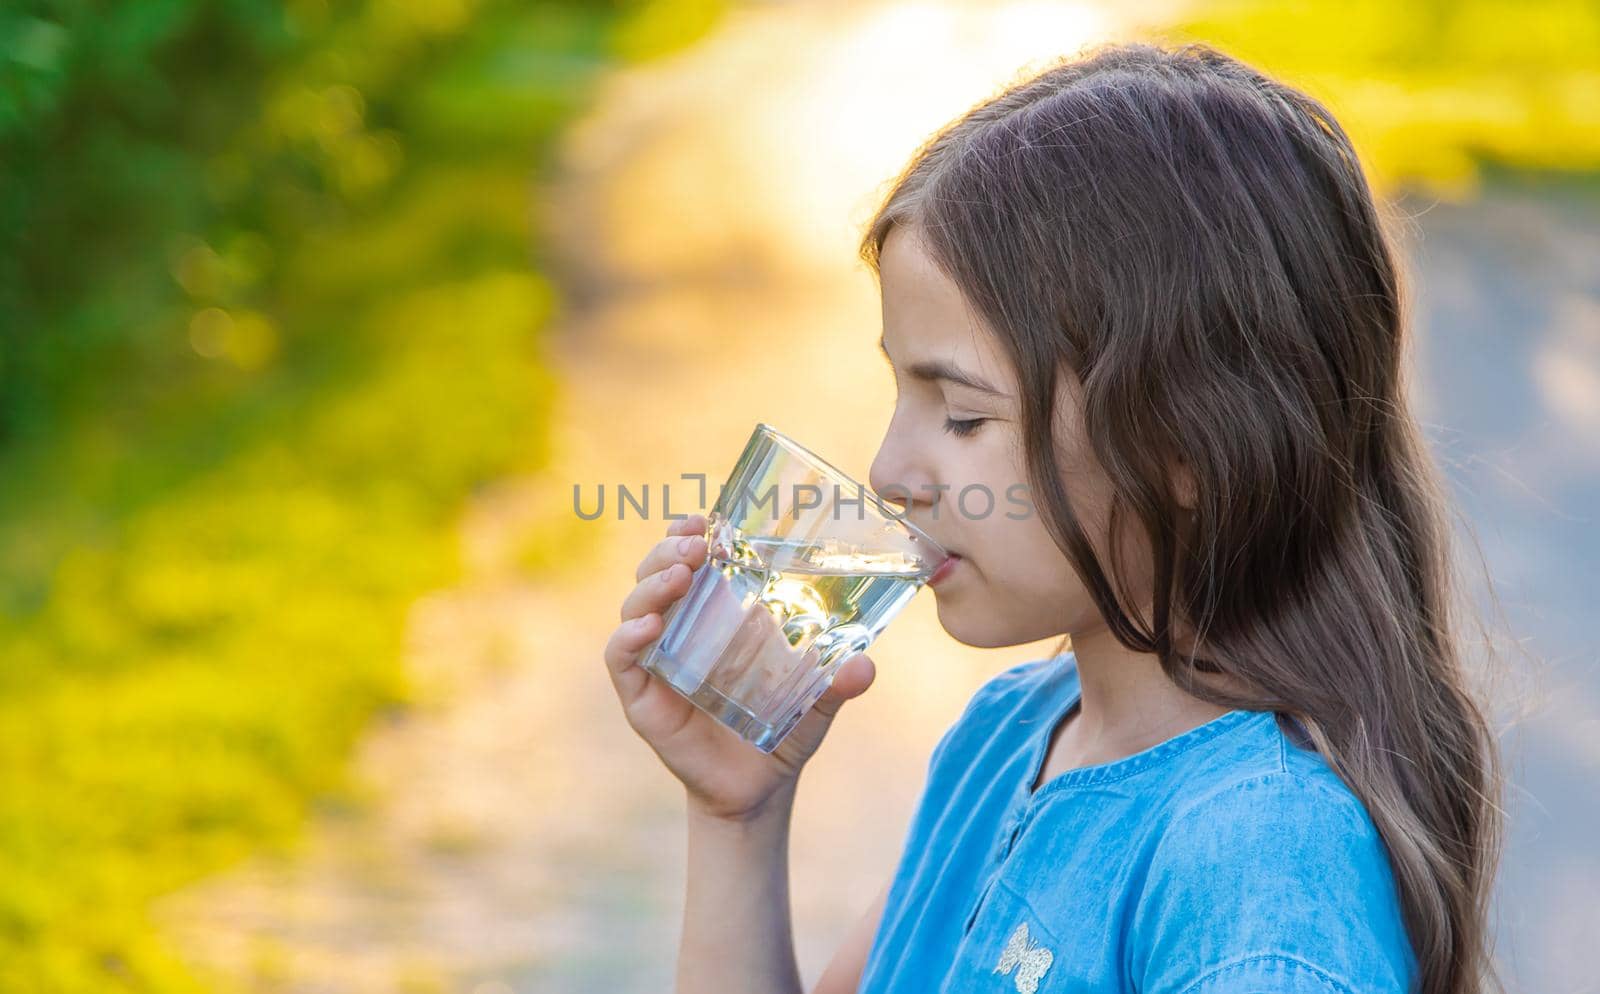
[638,423,947,752]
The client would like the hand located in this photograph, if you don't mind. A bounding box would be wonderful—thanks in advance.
[603,513,877,822]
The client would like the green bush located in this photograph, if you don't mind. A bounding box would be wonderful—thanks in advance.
[1165,0,1600,194]
[0,0,724,989]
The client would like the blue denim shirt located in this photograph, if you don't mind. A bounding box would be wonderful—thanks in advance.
[858,652,1417,994]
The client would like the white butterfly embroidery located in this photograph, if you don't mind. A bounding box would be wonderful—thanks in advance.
[993,920,1054,994]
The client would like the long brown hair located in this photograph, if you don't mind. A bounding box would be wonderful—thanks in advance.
[859,43,1503,994]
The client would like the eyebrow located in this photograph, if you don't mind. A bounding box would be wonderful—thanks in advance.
[878,336,1006,397]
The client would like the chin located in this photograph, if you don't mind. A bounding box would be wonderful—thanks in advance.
[932,594,1052,649]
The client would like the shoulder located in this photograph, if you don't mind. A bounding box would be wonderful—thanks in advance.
[1130,730,1417,994]
[1158,744,1382,868]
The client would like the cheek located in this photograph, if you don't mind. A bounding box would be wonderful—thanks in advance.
[959,441,1108,610]
[977,507,1070,587]
[942,509,1094,644]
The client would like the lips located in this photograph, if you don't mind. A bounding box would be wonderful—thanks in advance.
[927,553,963,588]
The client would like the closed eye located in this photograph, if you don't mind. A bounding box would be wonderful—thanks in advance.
[943,416,987,437]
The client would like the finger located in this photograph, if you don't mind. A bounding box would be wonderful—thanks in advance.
[603,611,662,699]
[620,559,696,622]
[664,513,708,538]
[634,531,709,583]
[809,653,876,721]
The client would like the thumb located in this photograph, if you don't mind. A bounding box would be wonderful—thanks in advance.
[771,653,877,766]
[809,652,876,720]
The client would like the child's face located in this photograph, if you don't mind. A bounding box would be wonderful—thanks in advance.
[868,224,1151,648]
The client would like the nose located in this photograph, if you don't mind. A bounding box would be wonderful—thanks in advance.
[868,418,935,514]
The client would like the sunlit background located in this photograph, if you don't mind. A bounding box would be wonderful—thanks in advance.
[2,0,1597,991]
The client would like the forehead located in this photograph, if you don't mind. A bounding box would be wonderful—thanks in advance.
[878,224,1005,369]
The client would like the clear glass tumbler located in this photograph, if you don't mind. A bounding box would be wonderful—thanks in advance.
[638,423,947,753]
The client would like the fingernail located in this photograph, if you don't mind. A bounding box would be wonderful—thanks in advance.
[633,615,652,630]
[677,536,694,555]
[661,564,679,583]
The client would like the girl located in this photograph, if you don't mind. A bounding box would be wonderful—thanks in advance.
[602,42,1502,994]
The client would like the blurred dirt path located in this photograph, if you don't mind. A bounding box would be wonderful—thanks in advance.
[159,3,1061,991]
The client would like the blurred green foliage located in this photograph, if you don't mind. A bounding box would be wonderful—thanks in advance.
[0,0,722,989]
[1166,0,1600,195]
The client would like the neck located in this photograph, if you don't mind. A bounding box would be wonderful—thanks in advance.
[1063,623,1233,755]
